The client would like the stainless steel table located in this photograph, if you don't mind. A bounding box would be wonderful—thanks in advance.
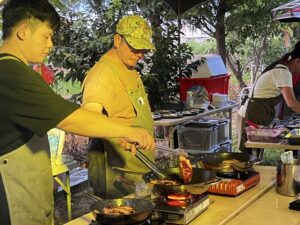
[154,103,238,148]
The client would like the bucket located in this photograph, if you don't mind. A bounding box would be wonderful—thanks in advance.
[276,159,300,196]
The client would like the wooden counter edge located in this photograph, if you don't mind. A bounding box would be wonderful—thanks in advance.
[218,180,276,225]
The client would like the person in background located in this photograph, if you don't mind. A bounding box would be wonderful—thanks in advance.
[238,41,300,155]
[278,74,300,118]
[82,15,156,198]
[0,1,154,225]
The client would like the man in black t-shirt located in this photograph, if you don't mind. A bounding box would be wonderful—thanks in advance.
[0,1,154,225]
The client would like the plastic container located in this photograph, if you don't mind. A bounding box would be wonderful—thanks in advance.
[245,127,282,143]
[176,120,219,154]
[217,119,230,144]
[276,159,300,196]
[179,75,230,102]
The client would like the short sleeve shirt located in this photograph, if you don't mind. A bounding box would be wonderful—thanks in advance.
[0,54,80,155]
[253,64,293,98]
[82,50,137,126]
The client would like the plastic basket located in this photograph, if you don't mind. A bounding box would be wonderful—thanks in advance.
[179,74,230,102]
[246,127,283,143]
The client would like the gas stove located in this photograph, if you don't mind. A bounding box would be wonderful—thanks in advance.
[87,192,209,225]
[153,192,209,224]
[208,170,260,196]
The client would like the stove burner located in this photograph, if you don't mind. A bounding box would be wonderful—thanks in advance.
[217,170,258,180]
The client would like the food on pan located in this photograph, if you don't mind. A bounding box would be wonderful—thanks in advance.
[167,193,192,201]
[150,179,179,185]
[179,155,193,184]
[103,205,136,215]
[222,159,240,164]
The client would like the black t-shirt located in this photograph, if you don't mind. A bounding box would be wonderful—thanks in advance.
[0,54,80,155]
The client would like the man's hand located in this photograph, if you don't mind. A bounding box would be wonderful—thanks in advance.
[118,138,137,155]
[118,127,155,155]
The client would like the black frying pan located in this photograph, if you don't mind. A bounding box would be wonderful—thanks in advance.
[90,198,154,225]
[143,167,216,194]
[197,152,262,173]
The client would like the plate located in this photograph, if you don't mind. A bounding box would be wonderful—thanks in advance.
[181,111,198,116]
[162,113,183,119]
[152,114,162,120]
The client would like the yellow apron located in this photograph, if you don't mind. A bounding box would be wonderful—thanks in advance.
[0,135,53,225]
[88,59,154,198]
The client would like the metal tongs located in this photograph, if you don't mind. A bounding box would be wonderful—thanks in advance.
[156,146,196,160]
[156,146,188,157]
[135,149,168,180]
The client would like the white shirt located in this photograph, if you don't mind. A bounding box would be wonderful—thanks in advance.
[238,64,292,117]
[252,64,292,98]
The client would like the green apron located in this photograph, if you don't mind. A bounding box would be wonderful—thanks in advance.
[0,135,53,225]
[88,59,154,198]
[0,55,54,225]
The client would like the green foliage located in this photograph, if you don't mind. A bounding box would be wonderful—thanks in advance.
[187,39,217,55]
[137,21,204,109]
[49,6,116,83]
[260,37,288,67]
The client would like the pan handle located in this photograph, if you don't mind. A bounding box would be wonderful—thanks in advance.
[112,167,145,174]
[83,191,103,201]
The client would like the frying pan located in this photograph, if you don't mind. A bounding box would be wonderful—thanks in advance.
[143,167,216,194]
[90,198,154,225]
[197,152,262,173]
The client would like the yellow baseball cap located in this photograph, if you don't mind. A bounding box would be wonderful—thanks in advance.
[116,15,155,51]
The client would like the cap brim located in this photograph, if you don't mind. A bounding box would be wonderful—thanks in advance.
[125,36,156,51]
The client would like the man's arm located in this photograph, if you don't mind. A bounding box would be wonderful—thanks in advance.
[56,108,154,151]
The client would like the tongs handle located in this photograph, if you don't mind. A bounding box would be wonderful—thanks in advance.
[135,149,168,180]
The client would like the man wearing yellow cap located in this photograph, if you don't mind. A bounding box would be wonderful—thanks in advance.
[82,15,156,198]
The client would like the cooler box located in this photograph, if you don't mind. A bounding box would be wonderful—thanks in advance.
[191,54,227,78]
[179,75,230,101]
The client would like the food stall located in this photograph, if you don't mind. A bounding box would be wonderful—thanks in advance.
[64,166,299,225]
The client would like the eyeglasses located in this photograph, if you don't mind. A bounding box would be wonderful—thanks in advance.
[118,34,150,55]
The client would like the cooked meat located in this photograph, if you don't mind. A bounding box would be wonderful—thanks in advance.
[179,155,193,184]
[103,205,135,215]
[150,179,179,185]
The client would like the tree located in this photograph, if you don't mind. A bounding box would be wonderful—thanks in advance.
[185,0,288,89]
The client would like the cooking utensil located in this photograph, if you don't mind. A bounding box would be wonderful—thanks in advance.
[143,167,216,194]
[112,167,145,175]
[156,146,188,157]
[90,198,154,225]
[198,152,262,173]
[135,149,168,180]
